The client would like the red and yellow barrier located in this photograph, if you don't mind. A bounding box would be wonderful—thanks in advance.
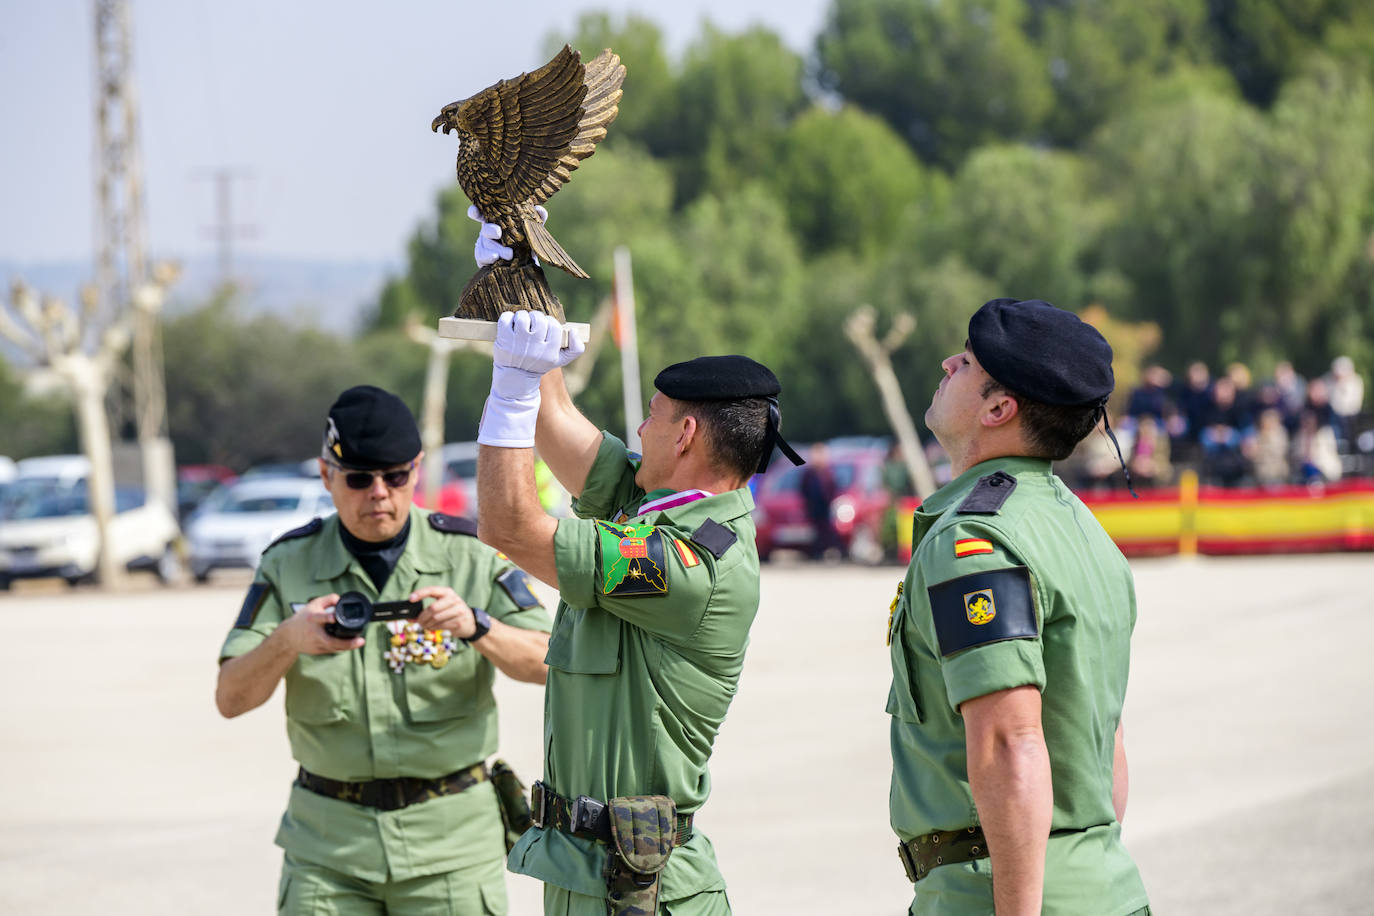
[897,472,1374,560]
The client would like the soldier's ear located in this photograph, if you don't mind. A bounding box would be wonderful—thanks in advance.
[675,415,699,457]
[982,393,1020,429]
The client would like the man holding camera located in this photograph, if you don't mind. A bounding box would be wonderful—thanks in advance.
[215,384,552,914]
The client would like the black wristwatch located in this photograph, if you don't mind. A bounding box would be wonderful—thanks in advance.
[463,607,492,644]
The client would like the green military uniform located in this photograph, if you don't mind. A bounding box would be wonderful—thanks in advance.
[887,457,1150,916]
[220,506,552,915]
[507,433,758,915]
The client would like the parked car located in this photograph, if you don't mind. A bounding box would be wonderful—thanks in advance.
[0,481,182,587]
[413,443,474,517]
[240,459,317,480]
[753,443,890,564]
[439,441,479,511]
[177,464,238,521]
[185,477,334,581]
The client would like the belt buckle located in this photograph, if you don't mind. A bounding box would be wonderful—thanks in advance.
[897,840,918,884]
[530,781,550,829]
[570,794,605,836]
[392,778,410,811]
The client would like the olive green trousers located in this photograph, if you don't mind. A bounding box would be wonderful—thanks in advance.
[277,852,507,915]
[542,884,731,916]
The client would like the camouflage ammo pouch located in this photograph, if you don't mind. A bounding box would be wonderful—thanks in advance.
[603,795,678,916]
[490,759,532,852]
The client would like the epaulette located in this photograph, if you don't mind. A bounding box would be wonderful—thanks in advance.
[689,518,737,559]
[428,512,478,536]
[956,471,1018,515]
[262,517,323,554]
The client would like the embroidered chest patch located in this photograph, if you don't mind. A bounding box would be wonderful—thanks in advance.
[596,520,669,597]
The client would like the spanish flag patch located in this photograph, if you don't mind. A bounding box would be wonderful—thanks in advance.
[672,538,700,568]
[954,538,994,558]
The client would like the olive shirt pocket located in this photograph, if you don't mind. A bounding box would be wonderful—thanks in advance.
[544,604,622,675]
[284,652,352,725]
[886,586,925,724]
[401,641,487,723]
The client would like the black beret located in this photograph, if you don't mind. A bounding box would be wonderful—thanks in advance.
[969,299,1114,406]
[324,385,422,470]
[653,355,781,401]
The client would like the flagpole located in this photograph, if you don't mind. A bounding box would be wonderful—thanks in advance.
[614,246,643,453]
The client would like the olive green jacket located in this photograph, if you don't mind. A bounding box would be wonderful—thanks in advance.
[507,433,760,902]
[887,457,1149,915]
[220,507,552,883]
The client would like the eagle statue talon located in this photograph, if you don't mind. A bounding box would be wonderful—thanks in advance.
[432,45,625,323]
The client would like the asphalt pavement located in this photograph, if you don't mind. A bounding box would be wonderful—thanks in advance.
[0,553,1370,914]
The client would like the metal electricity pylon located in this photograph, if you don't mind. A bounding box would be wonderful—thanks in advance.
[93,0,176,513]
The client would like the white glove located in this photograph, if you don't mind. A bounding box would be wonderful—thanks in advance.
[478,310,585,448]
[467,204,549,267]
[467,205,512,266]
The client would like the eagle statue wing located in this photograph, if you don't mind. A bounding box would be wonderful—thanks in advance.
[457,46,624,213]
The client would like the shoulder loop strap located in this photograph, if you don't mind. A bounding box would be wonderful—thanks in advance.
[262,517,323,554]
[956,471,1017,515]
[690,519,737,559]
[428,513,478,536]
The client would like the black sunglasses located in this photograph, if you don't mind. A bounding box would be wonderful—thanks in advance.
[329,461,415,490]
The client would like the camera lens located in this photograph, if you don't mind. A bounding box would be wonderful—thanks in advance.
[333,591,372,631]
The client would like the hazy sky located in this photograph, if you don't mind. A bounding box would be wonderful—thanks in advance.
[2,0,831,266]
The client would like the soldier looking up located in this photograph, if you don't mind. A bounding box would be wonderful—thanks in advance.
[887,299,1151,916]
[473,304,802,916]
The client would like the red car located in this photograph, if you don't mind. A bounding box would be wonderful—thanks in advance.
[752,443,890,563]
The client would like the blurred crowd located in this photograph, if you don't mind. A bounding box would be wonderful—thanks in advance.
[1060,356,1369,490]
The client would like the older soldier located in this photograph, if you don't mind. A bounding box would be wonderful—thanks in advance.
[215,384,552,915]
[474,309,801,915]
[888,299,1151,915]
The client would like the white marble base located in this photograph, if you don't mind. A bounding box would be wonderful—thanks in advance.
[436,317,591,347]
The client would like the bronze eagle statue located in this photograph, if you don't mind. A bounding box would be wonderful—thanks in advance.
[432,45,625,322]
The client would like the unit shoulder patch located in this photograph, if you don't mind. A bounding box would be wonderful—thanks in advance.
[927,566,1036,657]
[689,519,737,559]
[234,582,272,629]
[956,471,1018,515]
[496,567,543,610]
[595,520,669,598]
[428,513,478,536]
[262,517,323,554]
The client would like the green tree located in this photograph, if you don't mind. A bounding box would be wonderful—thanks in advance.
[1206,0,1373,106]
[1264,55,1374,358]
[0,358,78,459]
[1034,0,1213,145]
[935,144,1092,308]
[770,105,928,256]
[1088,88,1276,366]
[671,24,807,201]
[544,13,679,158]
[163,299,368,469]
[816,0,1054,168]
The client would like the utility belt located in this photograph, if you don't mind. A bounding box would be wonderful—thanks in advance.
[898,826,1082,883]
[531,780,692,915]
[296,762,487,812]
[898,826,989,883]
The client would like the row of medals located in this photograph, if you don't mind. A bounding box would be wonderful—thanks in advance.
[384,620,459,672]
